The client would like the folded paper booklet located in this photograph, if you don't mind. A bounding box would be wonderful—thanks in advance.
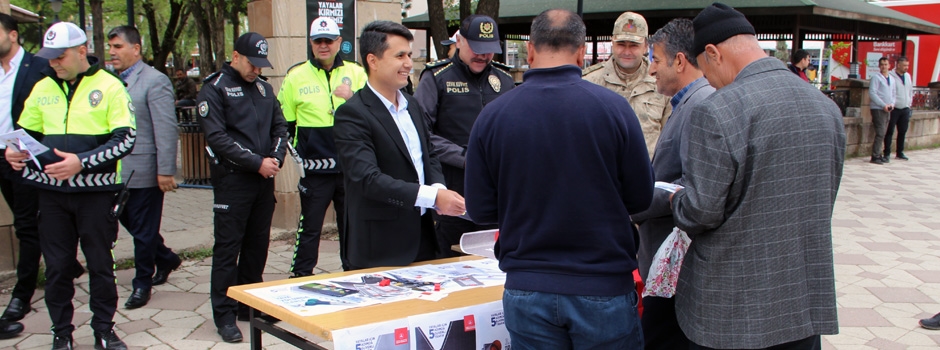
[0,129,48,169]
[459,229,499,260]
[654,181,684,193]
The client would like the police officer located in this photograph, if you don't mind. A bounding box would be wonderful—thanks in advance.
[414,15,514,257]
[278,17,367,275]
[6,22,134,350]
[197,32,288,343]
[583,11,671,158]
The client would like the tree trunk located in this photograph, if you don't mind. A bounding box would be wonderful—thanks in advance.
[428,0,449,59]
[476,0,499,19]
[229,0,245,43]
[459,0,471,21]
[190,0,215,78]
[89,0,105,65]
[148,0,190,75]
[210,0,225,71]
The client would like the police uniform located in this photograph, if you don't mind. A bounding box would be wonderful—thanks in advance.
[582,11,671,159]
[197,61,288,327]
[414,52,514,257]
[18,55,135,337]
[278,56,366,275]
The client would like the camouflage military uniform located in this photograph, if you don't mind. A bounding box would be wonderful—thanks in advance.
[583,57,670,158]
[583,11,671,158]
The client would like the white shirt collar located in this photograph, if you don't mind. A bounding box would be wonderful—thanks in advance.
[2,46,24,75]
[367,82,408,113]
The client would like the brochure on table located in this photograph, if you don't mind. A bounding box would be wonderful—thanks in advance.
[332,300,511,350]
[244,259,505,317]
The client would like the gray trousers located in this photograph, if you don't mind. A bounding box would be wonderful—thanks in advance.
[870,108,889,157]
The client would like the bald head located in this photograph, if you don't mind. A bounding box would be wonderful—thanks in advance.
[530,9,585,54]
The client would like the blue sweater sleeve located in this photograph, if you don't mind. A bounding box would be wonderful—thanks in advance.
[464,111,498,225]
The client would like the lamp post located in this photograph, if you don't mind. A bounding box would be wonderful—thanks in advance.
[49,0,62,23]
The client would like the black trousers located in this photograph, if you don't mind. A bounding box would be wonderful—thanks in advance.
[39,189,119,335]
[0,157,40,303]
[433,214,497,258]
[345,213,437,271]
[119,187,179,290]
[209,173,274,327]
[290,173,346,275]
[641,296,689,350]
[689,335,820,350]
[885,107,912,156]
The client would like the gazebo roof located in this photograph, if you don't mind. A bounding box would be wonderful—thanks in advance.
[404,0,940,40]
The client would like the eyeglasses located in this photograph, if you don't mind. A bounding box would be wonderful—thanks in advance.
[313,38,335,45]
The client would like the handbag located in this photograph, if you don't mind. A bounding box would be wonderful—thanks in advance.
[642,227,690,298]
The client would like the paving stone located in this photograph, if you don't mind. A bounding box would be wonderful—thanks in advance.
[867,287,936,303]
[907,270,940,283]
[145,291,209,311]
[838,308,893,327]
[117,318,162,335]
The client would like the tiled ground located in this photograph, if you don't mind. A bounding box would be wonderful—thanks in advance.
[0,148,939,349]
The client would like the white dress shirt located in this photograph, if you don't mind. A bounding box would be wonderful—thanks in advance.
[366,83,443,214]
[0,46,25,138]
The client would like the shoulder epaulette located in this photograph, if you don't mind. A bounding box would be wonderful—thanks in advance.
[286,61,309,74]
[202,71,221,84]
[582,63,604,76]
[424,58,452,69]
[490,61,513,78]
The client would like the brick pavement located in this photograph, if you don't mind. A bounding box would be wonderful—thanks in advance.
[0,148,939,349]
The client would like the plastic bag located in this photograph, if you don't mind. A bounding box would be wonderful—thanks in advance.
[642,227,691,298]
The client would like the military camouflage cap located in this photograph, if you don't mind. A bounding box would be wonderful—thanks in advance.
[612,12,648,43]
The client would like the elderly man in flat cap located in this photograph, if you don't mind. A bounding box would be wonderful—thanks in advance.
[668,3,844,349]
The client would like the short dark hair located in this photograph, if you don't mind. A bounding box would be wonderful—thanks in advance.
[896,56,909,64]
[359,21,413,75]
[107,25,141,46]
[791,49,809,65]
[0,13,17,34]
[878,56,889,64]
[649,18,696,67]
[529,9,585,54]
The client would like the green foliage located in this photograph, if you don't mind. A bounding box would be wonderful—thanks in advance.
[444,0,478,26]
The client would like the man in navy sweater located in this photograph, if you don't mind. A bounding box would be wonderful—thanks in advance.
[465,8,653,349]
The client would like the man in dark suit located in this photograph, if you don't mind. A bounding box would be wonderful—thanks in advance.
[669,4,844,349]
[632,18,714,350]
[107,25,182,310]
[333,20,465,270]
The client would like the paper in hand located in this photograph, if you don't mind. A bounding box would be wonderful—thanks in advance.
[655,181,684,193]
[1,129,49,169]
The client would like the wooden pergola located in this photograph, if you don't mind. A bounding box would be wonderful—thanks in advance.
[404,0,940,69]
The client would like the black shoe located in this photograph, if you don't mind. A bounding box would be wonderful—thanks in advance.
[870,156,884,164]
[152,256,182,286]
[882,155,890,163]
[52,333,74,350]
[0,320,24,339]
[920,312,940,330]
[124,288,151,309]
[1,297,30,322]
[217,323,243,343]
[93,329,127,350]
[237,309,280,323]
[897,153,909,160]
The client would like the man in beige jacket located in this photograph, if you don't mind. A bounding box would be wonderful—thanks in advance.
[583,12,671,158]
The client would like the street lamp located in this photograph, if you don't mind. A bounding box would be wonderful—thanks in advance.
[49,0,63,23]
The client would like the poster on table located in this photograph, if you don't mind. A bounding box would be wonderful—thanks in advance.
[408,301,510,350]
[332,318,412,350]
[244,260,505,317]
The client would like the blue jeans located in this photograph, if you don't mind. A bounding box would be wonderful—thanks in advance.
[503,288,643,350]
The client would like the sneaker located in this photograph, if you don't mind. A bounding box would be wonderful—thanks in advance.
[920,312,940,330]
[870,156,884,165]
[52,333,74,350]
[93,329,127,350]
[882,155,890,163]
[218,323,243,343]
[896,153,909,160]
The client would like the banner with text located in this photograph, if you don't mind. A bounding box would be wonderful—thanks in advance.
[306,0,357,62]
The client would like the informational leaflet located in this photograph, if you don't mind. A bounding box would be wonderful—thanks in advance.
[331,301,511,350]
[244,261,505,317]
[0,129,48,169]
